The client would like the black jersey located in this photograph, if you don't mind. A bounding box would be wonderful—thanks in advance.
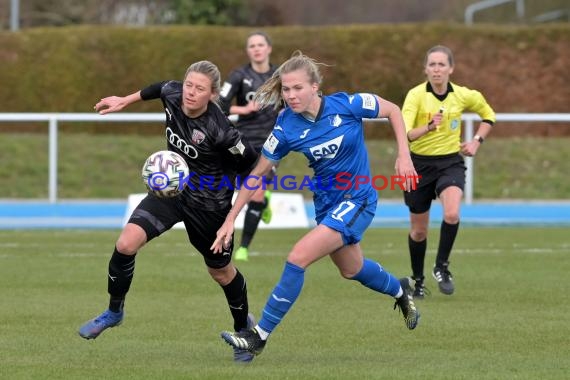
[140,81,258,210]
[219,63,279,149]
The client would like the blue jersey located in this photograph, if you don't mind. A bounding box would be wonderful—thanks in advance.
[262,92,380,215]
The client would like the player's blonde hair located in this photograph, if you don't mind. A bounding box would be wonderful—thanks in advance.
[254,51,324,110]
[184,60,222,102]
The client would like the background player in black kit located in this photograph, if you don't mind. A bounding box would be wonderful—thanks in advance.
[219,31,279,261]
[78,60,259,363]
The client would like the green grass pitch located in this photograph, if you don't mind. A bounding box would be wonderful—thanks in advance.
[0,227,568,379]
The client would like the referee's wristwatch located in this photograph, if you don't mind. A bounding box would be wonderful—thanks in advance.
[474,135,484,144]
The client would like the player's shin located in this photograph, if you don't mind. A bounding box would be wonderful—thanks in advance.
[221,269,249,331]
[351,258,401,297]
[258,261,305,335]
[107,247,136,312]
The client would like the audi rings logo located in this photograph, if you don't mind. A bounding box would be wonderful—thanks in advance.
[147,172,170,190]
[245,91,256,102]
[166,127,199,159]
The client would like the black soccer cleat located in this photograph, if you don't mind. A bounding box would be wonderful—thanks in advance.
[411,276,430,299]
[433,265,454,295]
[233,313,256,363]
[221,328,266,356]
[394,277,420,330]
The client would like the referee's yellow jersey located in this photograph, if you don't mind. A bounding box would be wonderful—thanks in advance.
[402,82,495,156]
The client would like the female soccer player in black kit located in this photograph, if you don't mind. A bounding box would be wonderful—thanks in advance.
[219,31,279,261]
[78,60,260,363]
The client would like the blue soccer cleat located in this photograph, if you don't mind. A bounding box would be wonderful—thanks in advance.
[78,309,124,340]
[233,313,257,363]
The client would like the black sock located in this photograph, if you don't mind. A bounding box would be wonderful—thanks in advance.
[409,235,427,280]
[240,201,265,248]
[107,247,136,312]
[436,221,460,268]
[221,269,249,331]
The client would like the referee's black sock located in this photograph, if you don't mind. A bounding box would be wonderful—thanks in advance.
[221,269,249,331]
[409,235,427,280]
[240,201,264,248]
[107,247,136,313]
[436,221,460,268]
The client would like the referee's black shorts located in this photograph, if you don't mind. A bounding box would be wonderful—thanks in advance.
[404,152,466,214]
[127,194,233,269]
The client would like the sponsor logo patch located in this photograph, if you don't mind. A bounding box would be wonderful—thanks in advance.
[228,140,246,155]
[360,93,376,111]
[309,135,344,160]
[220,82,232,98]
[263,133,280,154]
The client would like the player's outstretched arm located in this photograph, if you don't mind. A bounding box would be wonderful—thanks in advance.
[94,91,143,114]
[211,156,274,254]
[375,95,418,192]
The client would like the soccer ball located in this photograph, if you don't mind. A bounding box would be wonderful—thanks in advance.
[141,150,189,198]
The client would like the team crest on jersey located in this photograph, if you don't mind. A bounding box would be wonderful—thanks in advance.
[309,135,344,161]
[191,129,206,144]
[329,114,342,127]
[450,119,460,130]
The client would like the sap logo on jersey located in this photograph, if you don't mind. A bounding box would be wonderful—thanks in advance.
[310,135,344,160]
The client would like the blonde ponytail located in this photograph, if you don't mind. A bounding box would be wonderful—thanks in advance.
[255,51,324,110]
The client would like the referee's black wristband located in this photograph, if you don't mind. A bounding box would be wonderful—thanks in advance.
[474,135,484,144]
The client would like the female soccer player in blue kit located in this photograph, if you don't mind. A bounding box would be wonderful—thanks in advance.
[211,51,421,358]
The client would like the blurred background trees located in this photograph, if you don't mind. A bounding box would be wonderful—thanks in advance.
[1,0,568,29]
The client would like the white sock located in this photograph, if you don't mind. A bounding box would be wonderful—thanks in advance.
[254,325,269,340]
[395,287,403,298]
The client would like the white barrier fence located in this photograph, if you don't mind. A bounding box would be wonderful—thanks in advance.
[1,112,569,204]
[123,192,310,229]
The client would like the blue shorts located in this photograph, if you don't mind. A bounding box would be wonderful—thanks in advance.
[316,199,376,245]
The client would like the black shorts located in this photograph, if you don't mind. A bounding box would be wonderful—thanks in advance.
[404,153,466,214]
[127,194,233,269]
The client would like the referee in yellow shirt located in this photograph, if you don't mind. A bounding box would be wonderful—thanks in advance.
[402,45,495,298]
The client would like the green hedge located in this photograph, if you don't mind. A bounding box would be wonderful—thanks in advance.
[0,24,569,136]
